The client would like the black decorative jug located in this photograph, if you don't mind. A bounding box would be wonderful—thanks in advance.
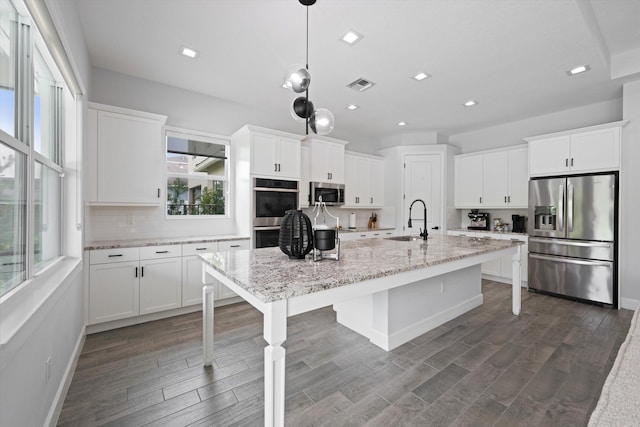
[279,210,313,259]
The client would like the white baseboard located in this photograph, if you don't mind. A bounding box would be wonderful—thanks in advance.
[45,325,86,427]
[482,273,528,287]
[369,294,484,351]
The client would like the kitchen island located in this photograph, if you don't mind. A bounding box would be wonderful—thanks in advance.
[200,234,522,427]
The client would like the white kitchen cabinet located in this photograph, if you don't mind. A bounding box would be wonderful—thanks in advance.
[447,230,528,284]
[527,121,625,177]
[250,131,301,179]
[304,136,348,183]
[138,245,182,315]
[89,247,140,324]
[87,103,167,205]
[344,153,385,209]
[216,239,250,299]
[182,242,218,306]
[454,155,483,207]
[455,146,528,208]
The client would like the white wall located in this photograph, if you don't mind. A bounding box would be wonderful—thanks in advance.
[448,98,622,153]
[620,80,640,308]
[0,2,91,426]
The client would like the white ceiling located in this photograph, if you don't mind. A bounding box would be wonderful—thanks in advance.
[69,0,640,144]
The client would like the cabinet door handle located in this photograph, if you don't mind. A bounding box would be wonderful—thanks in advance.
[571,158,574,167]
[108,254,123,258]
[370,197,373,204]
[566,158,569,167]
[155,250,169,254]
[229,244,240,248]
[157,188,160,198]
[504,196,507,203]
[479,197,482,204]
[508,196,511,203]
[135,267,138,278]
[274,163,278,172]
[141,266,144,277]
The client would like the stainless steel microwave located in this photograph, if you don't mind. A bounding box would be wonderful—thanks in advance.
[310,181,344,205]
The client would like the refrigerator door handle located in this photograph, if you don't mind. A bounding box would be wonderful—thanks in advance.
[558,185,564,232]
[567,183,574,232]
[529,253,612,268]
[528,237,612,248]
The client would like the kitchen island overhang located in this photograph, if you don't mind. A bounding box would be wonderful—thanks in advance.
[199,235,522,427]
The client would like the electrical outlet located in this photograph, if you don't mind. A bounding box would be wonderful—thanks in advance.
[126,215,134,225]
[45,356,52,384]
[440,282,445,293]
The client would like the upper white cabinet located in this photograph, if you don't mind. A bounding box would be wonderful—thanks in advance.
[527,121,626,177]
[251,132,301,179]
[232,125,302,180]
[455,146,528,208]
[303,136,348,183]
[87,103,167,205]
[344,152,384,208]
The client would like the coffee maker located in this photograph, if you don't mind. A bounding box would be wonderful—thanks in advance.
[468,210,490,230]
[512,214,527,233]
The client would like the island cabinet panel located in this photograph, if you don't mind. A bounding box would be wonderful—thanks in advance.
[86,104,167,205]
[304,136,348,183]
[527,121,624,177]
[250,131,301,180]
[343,153,385,208]
[216,240,250,299]
[455,146,528,208]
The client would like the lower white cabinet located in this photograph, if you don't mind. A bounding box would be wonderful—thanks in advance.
[340,229,396,241]
[89,238,249,325]
[447,230,528,284]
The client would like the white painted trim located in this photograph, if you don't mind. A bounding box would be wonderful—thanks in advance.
[621,298,640,310]
[87,102,167,124]
[482,273,528,287]
[524,120,628,142]
[45,326,86,427]
[370,294,484,351]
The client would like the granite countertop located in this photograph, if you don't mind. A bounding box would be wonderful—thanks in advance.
[448,228,527,237]
[85,235,249,251]
[199,234,521,303]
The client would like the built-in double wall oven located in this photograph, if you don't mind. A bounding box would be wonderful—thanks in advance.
[253,178,299,248]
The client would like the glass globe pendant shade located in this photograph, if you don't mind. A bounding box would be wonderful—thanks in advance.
[283,64,310,93]
[310,108,335,135]
[290,96,314,122]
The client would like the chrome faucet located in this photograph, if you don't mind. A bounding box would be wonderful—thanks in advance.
[408,199,428,240]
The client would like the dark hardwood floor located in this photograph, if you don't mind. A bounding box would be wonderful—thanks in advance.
[58,281,633,426]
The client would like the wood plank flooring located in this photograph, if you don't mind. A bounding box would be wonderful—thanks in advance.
[58,281,633,426]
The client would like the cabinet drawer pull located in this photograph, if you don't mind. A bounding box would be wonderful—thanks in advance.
[195,247,208,251]
[229,244,240,248]
[155,250,169,254]
[108,254,123,258]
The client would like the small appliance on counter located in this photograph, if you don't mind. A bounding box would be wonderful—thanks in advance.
[512,215,527,233]
[467,209,490,230]
[311,201,340,261]
[349,212,356,229]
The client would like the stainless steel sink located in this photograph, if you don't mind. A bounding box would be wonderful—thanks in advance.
[385,235,422,242]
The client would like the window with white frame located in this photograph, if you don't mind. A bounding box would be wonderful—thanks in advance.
[165,129,229,217]
[0,0,67,298]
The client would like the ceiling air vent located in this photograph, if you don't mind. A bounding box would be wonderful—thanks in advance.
[346,77,375,92]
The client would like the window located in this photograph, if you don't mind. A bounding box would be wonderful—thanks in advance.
[165,129,229,217]
[0,0,66,299]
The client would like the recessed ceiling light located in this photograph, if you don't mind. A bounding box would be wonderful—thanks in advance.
[463,100,478,107]
[566,64,590,76]
[397,121,407,126]
[180,46,199,59]
[341,30,363,45]
[346,104,359,110]
[413,72,430,81]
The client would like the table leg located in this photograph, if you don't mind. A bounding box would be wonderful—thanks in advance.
[511,245,522,315]
[203,284,215,366]
[264,300,287,427]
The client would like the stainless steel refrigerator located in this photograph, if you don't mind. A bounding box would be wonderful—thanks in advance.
[528,172,618,306]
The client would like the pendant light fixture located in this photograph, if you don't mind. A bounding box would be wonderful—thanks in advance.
[283,0,335,136]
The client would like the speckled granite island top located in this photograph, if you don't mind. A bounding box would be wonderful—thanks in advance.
[199,234,521,303]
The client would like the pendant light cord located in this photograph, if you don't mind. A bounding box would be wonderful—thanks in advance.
[305,5,310,135]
